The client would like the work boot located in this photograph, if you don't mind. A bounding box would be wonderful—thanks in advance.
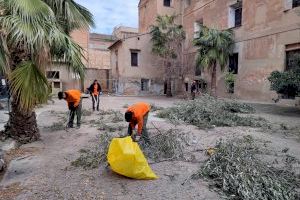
[67,124,74,128]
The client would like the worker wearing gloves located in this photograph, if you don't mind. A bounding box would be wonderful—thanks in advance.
[58,89,82,128]
[125,102,151,144]
[88,80,102,111]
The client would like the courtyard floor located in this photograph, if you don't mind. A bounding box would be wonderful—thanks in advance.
[0,96,300,200]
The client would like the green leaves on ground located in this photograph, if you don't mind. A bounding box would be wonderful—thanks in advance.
[157,95,265,129]
[193,136,300,199]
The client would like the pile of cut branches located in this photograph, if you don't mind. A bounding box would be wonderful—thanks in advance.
[192,136,300,199]
[71,132,119,169]
[157,95,267,129]
[72,128,193,168]
[141,129,192,162]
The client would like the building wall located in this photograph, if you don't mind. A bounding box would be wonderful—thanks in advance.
[88,39,112,69]
[110,32,165,95]
[48,30,115,94]
[139,0,182,33]
[86,34,114,91]
[182,0,300,102]
[139,0,158,33]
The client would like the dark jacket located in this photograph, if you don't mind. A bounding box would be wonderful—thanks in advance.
[191,83,197,93]
[88,83,102,95]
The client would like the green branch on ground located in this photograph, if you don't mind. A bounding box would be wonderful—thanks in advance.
[141,129,192,162]
[71,132,119,169]
[72,128,195,169]
[191,136,300,199]
[157,95,267,129]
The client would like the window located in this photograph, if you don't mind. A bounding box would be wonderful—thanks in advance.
[286,49,300,71]
[131,51,139,67]
[293,0,300,8]
[164,0,171,7]
[53,81,61,89]
[228,2,243,28]
[235,7,242,27]
[46,71,60,79]
[194,19,203,38]
[141,79,149,91]
[229,53,239,74]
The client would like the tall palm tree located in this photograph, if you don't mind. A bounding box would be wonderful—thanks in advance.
[194,26,234,96]
[0,0,94,144]
[150,15,185,97]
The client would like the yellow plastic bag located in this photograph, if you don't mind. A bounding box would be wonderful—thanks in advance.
[107,136,158,180]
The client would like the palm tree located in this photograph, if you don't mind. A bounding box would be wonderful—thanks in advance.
[150,15,185,97]
[194,26,234,96]
[0,0,94,144]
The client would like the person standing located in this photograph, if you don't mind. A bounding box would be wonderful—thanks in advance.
[125,102,151,144]
[88,80,102,111]
[191,81,197,100]
[58,89,82,128]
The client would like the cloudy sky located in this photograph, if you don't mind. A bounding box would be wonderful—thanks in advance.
[75,0,139,34]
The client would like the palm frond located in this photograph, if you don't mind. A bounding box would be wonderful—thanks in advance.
[0,34,10,74]
[151,15,185,60]
[9,61,50,112]
[44,0,94,33]
[194,26,234,71]
[49,29,86,79]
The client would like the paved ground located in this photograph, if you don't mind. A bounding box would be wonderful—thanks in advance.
[0,96,300,200]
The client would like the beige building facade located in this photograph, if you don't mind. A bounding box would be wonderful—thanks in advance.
[109,26,165,95]
[182,0,300,101]
[47,30,115,94]
[109,0,300,101]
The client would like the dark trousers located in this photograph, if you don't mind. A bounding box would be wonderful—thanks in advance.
[92,94,100,110]
[191,92,196,100]
[128,112,150,144]
[68,99,82,127]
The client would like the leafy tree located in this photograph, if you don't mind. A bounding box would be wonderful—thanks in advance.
[194,26,234,96]
[268,54,300,98]
[150,15,185,97]
[0,0,94,143]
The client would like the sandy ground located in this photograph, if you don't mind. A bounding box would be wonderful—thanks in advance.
[0,96,300,200]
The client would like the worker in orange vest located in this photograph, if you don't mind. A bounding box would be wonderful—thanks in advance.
[58,89,82,128]
[125,102,151,144]
[88,80,102,111]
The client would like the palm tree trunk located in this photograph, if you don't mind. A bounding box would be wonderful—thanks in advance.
[3,98,40,144]
[211,62,217,97]
[165,61,172,97]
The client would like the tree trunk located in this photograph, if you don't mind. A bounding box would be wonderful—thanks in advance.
[166,78,172,97]
[211,62,217,97]
[3,98,40,144]
[165,61,173,97]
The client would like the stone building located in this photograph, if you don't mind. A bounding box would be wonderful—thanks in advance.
[109,0,300,101]
[109,26,165,95]
[47,30,115,94]
[108,0,184,95]
[182,0,300,101]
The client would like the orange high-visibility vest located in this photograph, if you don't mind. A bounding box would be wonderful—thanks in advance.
[127,102,151,134]
[65,90,81,107]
